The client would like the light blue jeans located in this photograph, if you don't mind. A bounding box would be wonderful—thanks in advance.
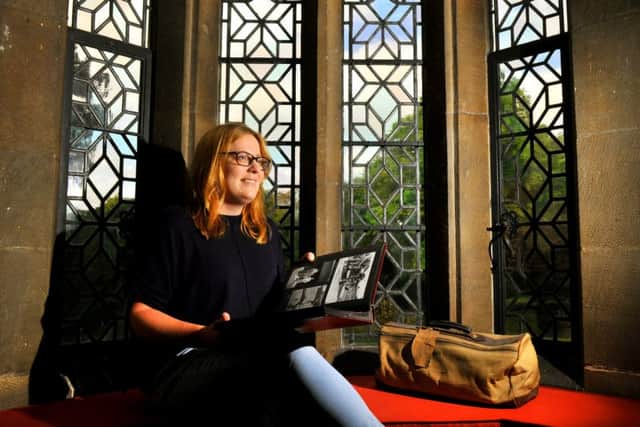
[289,346,383,427]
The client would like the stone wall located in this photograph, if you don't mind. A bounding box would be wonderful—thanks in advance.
[571,0,640,396]
[0,0,68,410]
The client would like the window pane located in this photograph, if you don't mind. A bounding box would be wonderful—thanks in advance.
[496,48,573,343]
[490,0,568,51]
[67,0,151,48]
[62,39,144,344]
[219,0,305,266]
[343,0,425,346]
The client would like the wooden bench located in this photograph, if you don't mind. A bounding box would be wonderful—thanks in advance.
[2,376,639,426]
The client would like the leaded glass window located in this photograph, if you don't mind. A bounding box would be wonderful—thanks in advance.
[342,0,425,346]
[219,0,306,264]
[490,0,568,51]
[62,32,149,345]
[49,1,151,393]
[67,0,151,48]
[488,0,581,381]
[61,0,151,346]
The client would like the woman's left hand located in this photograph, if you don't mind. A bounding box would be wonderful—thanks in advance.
[196,312,231,347]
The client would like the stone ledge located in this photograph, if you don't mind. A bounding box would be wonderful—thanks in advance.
[0,373,29,411]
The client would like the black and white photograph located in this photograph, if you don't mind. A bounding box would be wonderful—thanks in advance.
[285,285,327,311]
[324,251,376,304]
[285,265,320,289]
[285,260,335,289]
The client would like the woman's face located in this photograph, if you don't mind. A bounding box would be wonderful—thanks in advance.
[220,132,266,215]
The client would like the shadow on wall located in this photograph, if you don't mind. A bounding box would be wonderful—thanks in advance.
[28,142,191,404]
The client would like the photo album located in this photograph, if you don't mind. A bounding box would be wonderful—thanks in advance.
[276,241,387,332]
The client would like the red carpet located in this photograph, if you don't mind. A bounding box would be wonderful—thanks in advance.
[0,389,154,427]
[350,376,640,427]
[1,376,639,426]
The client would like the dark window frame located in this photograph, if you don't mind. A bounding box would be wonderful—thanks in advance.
[217,0,317,266]
[487,32,583,385]
[340,0,448,339]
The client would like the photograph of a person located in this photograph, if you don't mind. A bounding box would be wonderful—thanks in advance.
[285,259,335,289]
[324,251,376,304]
[285,265,320,288]
[286,285,327,311]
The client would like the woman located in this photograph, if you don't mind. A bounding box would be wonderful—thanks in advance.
[129,123,382,426]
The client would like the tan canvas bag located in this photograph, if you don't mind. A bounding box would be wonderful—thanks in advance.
[376,322,540,407]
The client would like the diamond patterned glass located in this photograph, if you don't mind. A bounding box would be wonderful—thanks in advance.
[67,0,151,47]
[495,48,574,343]
[62,40,144,344]
[219,0,304,264]
[490,0,568,51]
[343,0,425,346]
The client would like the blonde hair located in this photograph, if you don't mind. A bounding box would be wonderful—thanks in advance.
[190,123,271,244]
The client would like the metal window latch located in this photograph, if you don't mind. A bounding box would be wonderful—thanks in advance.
[487,210,519,271]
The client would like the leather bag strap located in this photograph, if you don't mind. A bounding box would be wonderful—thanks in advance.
[411,327,439,368]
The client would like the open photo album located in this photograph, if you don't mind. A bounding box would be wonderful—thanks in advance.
[276,241,387,332]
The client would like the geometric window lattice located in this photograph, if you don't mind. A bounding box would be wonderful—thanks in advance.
[343,0,425,346]
[62,39,145,345]
[496,48,574,343]
[67,0,151,48]
[219,0,304,265]
[490,0,568,51]
[489,1,580,384]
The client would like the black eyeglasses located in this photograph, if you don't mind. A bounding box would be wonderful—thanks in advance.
[219,151,272,171]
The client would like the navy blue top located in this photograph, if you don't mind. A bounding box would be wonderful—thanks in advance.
[131,206,287,374]
[133,206,286,323]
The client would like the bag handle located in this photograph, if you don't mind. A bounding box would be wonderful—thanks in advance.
[411,327,439,368]
[428,320,472,335]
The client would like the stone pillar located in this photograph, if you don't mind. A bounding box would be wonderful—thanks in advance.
[445,0,493,331]
[181,0,220,162]
[571,1,640,397]
[0,0,68,410]
[314,0,343,360]
[151,0,219,162]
